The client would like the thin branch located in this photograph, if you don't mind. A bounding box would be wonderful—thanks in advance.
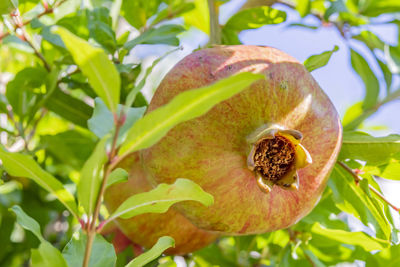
[82,114,124,267]
[207,0,221,45]
[0,0,68,41]
[337,161,400,212]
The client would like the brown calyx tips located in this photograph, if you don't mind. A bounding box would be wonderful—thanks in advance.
[247,124,312,194]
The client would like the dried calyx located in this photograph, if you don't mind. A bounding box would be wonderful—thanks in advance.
[247,124,312,193]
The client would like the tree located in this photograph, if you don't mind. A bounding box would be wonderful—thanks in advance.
[0,0,400,266]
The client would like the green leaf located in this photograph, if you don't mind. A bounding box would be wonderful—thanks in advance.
[363,161,400,181]
[311,223,389,251]
[224,6,286,32]
[31,242,68,267]
[106,168,128,188]
[353,30,385,51]
[108,178,214,221]
[119,72,263,156]
[304,46,339,72]
[0,0,14,14]
[10,205,68,267]
[183,0,209,34]
[0,149,79,217]
[126,236,174,267]
[78,136,108,216]
[350,49,379,109]
[62,231,116,267]
[41,130,97,170]
[339,131,400,165]
[295,0,311,17]
[124,24,185,51]
[328,165,391,240]
[120,0,161,29]
[53,27,120,112]
[87,98,146,144]
[361,0,400,17]
[366,244,400,267]
[384,45,400,74]
[5,67,48,118]
[9,205,44,242]
[45,88,93,128]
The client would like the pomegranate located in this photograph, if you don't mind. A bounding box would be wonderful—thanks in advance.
[141,45,342,234]
[104,153,219,255]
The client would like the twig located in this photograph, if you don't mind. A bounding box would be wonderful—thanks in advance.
[0,0,68,41]
[207,0,221,45]
[337,161,400,212]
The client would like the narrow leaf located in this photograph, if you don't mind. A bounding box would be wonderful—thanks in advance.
[339,131,400,165]
[119,72,263,156]
[329,165,391,240]
[9,205,44,242]
[304,45,339,72]
[311,223,389,251]
[124,24,185,51]
[0,149,79,217]
[45,88,93,128]
[350,49,379,109]
[53,27,120,112]
[78,136,109,216]
[106,168,128,188]
[109,178,213,221]
[126,236,174,267]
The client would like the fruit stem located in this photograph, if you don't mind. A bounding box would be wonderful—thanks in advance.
[207,0,221,45]
[337,161,400,212]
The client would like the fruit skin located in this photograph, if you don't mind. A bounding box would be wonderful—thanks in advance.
[141,45,342,234]
[104,153,219,255]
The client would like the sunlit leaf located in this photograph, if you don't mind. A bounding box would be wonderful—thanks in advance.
[108,178,213,221]
[328,165,391,240]
[304,45,339,72]
[311,223,389,251]
[124,24,185,51]
[53,27,120,112]
[224,6,286,32]
[126,236,174,267]
[78,136,108,216]
[106,168,128,188]
[295,0,311,17]
[339,131,400,165]
[119,72,263,156]
[366,244,400,267]
[350,49,379,109]
[0,149,79,217]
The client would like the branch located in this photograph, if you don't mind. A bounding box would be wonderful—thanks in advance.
[207,0,221,45]
[82,113,125,267]
[0,0,68,41]
[337,161,400,212]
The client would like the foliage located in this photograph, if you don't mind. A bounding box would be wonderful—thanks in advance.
[0,0,400,266]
